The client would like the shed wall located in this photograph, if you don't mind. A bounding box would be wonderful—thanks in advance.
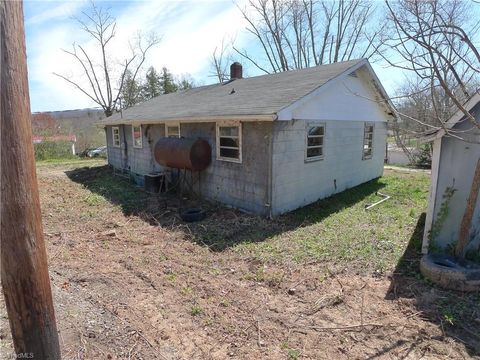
[431,104,480,253]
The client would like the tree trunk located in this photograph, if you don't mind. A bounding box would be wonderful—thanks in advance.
[455,158,480,258]
[104,108,113,117]
[0,1,61,358]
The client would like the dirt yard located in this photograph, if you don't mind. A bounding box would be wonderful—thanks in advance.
[1,160,479,359]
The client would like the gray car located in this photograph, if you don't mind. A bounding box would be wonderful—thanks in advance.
[87,146,107,158]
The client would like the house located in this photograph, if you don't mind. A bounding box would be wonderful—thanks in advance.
[100,59,394,216]
[423,92,480,254]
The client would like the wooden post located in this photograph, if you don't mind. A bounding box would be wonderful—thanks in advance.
[455,158,480,258]
[0,1,61,358]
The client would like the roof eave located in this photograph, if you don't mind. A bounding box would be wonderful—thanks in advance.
[97,114,277,127]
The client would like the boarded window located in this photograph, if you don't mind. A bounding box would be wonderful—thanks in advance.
[166,124,180,138]
[306,124,325,161]
[112,127,120,147]
[363,123,374,159]
[217,124,241,162]
[132,125,142,148]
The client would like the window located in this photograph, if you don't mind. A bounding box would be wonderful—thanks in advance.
[132,125,142,148]
[305,123,325,161]
[166,123,180,138]
[363,122,374,159]
[216,123,241,163]
[112,126,120,147]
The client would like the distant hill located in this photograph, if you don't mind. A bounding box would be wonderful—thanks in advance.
[43,108,105,121]
[32,108,106,152]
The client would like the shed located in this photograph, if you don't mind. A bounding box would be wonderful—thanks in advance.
[423,92,480,255]
[99,59,395,216]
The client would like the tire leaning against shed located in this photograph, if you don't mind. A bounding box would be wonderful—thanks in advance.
[420,254,480,292]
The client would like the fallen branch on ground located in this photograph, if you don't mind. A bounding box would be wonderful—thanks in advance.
[293,322,390,333]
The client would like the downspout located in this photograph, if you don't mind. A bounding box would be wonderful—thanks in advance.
[121,124,128,170]
[104,127,109,164]
[266,123,274,219]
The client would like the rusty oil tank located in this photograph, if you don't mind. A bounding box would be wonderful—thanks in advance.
[154,137,211,171]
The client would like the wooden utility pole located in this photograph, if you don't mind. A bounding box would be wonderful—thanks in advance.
[1,1,61,358]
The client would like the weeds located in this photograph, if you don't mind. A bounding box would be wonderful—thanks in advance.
[181,287,193,296]
[165,274,177,282]
[190,304,203,316]
[83,193,105,206]
[281,342,300,359]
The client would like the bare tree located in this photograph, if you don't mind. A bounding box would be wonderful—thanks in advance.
[210,38,233,83]
[384,0,480,258]
[235,0,384,73]
[384,0,480,135]
[54,2,160,117]
[390,76,476,164]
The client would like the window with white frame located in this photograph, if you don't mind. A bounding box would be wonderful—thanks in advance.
[363,122,374,159]
[216,123,241,162]
[112,126,120,147]
[165,123,180,138]
[132,125,142,148]
[305,123,325,160]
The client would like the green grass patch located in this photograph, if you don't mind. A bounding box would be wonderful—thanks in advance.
[37,158,106,167]
[66,167,147,214]
[234,171,430,272]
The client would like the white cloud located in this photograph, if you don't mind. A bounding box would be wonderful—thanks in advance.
[26,0,249,112]
[25,0,87,26]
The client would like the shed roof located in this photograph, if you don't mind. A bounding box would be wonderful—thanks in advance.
[101,59,375,125]
[423,91,480,142]
[443,92,480,131]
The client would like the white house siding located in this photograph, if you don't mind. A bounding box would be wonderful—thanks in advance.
[271,69,389,215]
[277,67,390,122]
[431,105,480,253]
[180,122,272,215]
[271,119,386,215]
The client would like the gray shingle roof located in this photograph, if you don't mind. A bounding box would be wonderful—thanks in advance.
[102,59,365,124]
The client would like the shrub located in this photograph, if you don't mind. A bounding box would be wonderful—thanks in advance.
[34,141,76,161]
[410,143,432,169]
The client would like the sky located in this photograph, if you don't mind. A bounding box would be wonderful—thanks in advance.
[23,0,409,113]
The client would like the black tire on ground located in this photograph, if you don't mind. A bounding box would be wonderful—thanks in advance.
[420,254,480,292]
[180,208,206,222]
